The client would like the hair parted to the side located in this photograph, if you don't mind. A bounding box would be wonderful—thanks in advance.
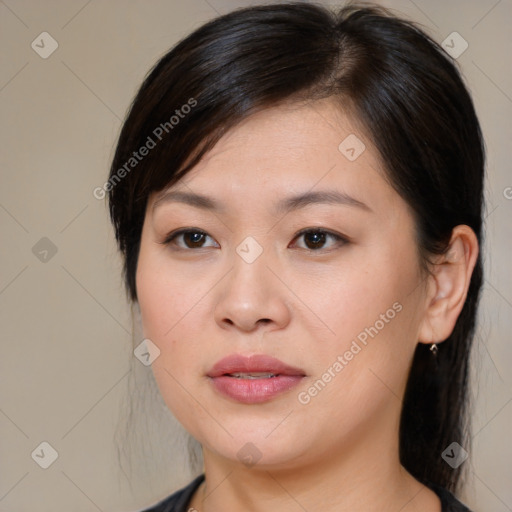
[108,1,485,495]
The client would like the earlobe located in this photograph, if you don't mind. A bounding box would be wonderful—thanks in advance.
[418,225,479,345]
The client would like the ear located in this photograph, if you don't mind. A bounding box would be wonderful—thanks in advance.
[418,225,479,345]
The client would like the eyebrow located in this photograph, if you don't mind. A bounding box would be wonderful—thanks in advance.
[152,189,372,214]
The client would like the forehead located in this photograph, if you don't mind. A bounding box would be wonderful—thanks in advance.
[188,100,368,171]
[151,100,400,216]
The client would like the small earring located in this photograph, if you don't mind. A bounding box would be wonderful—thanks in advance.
[430,343,438,355]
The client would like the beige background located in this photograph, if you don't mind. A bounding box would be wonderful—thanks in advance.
[1,0,511,511]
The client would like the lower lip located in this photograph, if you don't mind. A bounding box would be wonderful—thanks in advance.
[209,375,304,404]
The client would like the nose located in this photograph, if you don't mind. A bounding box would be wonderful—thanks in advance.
[213,246,291,333]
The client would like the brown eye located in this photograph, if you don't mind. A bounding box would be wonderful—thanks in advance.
[303,231,327,250]
[182,231,207,248]
[292,229,348,251]
[162,229,218,250]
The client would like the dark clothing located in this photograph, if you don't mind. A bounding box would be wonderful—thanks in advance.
[141,473,473,511]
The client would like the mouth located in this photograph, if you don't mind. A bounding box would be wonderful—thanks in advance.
[207,354,306,404]
[225,372,280,379]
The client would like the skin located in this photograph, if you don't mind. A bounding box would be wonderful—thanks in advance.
[135,99,478,512]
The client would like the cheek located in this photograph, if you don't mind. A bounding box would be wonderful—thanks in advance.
[304,241,422,390]
[135,242,203,340]
[136,268,204,381]
[136,268,179,340]
[300,252,410,349]
[135,246,213,427]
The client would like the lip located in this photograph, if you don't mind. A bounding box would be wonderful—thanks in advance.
[207,354,306,404]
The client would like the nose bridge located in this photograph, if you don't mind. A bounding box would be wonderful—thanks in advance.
[229,235,273,300]
[214,234,290,331]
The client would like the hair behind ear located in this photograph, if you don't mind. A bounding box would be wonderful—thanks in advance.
[400,253,483,492]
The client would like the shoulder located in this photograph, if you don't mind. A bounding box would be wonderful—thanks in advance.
[139,474,205,512]
[428,482,474,512]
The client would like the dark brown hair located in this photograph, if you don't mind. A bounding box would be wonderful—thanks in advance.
[108,1,485,495]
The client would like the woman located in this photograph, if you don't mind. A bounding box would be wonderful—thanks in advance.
[107,2,484,511]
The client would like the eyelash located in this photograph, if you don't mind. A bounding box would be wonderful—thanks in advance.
[160,227,349,252]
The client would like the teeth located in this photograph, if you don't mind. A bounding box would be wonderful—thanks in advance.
[228,372,277,379]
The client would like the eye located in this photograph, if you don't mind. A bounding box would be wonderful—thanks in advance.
[290,228,348,251]
[160,227,348,252]
[160,228,219,250]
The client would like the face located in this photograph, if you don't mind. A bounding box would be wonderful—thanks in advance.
[136,100,430,471]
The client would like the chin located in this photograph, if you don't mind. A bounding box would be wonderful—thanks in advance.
[196,420,312,470]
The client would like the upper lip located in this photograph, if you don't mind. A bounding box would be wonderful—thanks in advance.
[207,354,306,378]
